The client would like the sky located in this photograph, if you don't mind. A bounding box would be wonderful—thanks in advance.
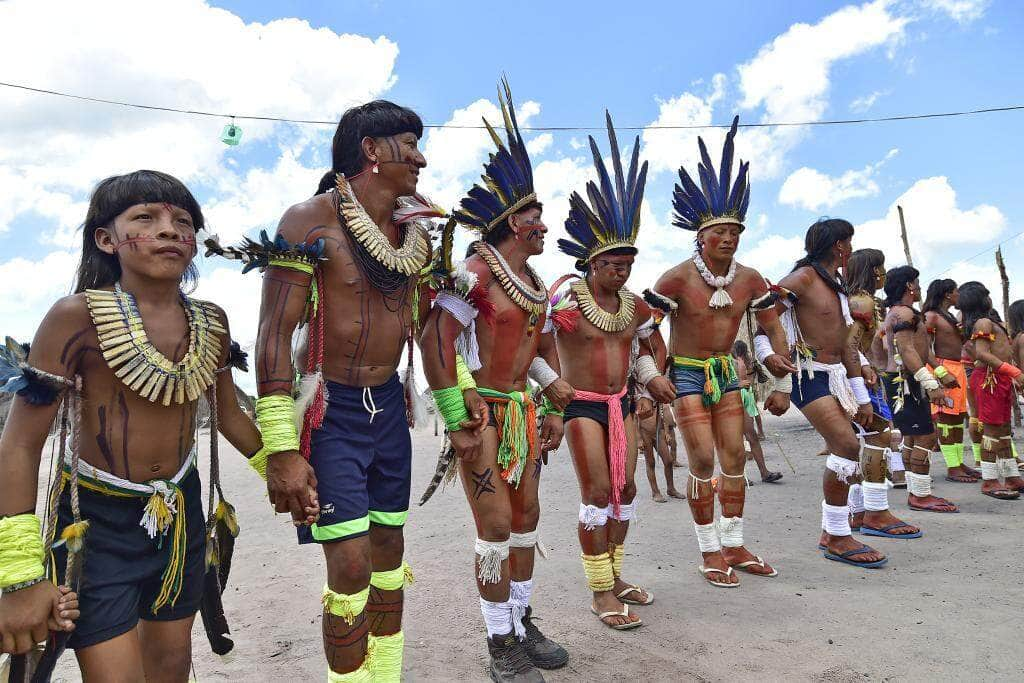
[2,0,1023,389]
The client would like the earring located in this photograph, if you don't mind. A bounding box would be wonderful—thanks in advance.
[370,158,380,174]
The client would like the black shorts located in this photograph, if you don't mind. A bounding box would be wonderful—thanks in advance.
[298,374,411,544]
[53,468,205,650]
[882,374,935,435]
[563,394,632,429]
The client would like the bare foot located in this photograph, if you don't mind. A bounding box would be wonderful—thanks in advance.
[699,551,739,586]
[945,465,979,482]
[612,577,652,605]
[652,491,667,503]
[849,511,864,530]
[980,479,1020,500]
[862,510,920,535]
[721,545,776,576]
[1003,475,1024,493]
[591,590,639,627]
[908,494,959,512]
[818,531,830,549]
[667,488,686,500]
[825,534,885,564]
[961,463,982,478]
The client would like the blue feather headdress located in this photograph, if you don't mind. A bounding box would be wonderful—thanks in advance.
[672,115,750,233]
[453,78,536,235]
[558,112,648,270]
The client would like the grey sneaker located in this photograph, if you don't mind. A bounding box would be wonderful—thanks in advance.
[487,630,544,682]
[520,606,569,670]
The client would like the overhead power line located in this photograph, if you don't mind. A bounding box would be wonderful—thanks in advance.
[2,80,1022,131]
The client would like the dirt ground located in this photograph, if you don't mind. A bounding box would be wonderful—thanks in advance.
[47,409,1024,682]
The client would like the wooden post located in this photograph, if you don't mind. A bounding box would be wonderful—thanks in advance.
[995,247,1021,426]
[897,205,913,267]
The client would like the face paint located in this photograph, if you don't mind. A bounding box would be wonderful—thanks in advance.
[112,235,197,252]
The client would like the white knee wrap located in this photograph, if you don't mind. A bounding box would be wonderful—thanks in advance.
[887,448,905,472]
[475,538,510,585]
[847,484,864,513]
[826,454,861,483]
[980,461,1000,480]
[607,500,637,522]
[717,516,744,548]
[693,521,721,553]
[905,472,932,497]
[509,530,536,548]
[862,481,890,511]
[579,504,608,531]
[822,501,852,537]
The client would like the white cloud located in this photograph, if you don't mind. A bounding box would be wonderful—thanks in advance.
[855,176,1006,272]
[640,74,726,176]
[920,0,989,23]
[849,89,890,112]
[526,133,554,157]
[741,234,805,283]
[0,250,79,341]
[778,148,898,211]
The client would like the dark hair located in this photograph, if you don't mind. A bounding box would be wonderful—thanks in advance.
[957,281,991,339]
[792,217,855,271]
[883,265,919,307]
[580,246,637,273]
[73,170,202,294]
[1008,299,1024,337]
[315,100,424,195]
[846,248,885,295]
[922,279,957,314]
[732,339,749,360]
[481,201,544,248]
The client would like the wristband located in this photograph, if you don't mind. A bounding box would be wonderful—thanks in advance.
[933,365,949,380]
[912,367,940,392]
[432,386,470,431]
[540,396,564,418]
[848,376,870,405]
[455,354,477,391]
[772,373,792,394]
[255,394,301,455]
[858,351,870,368]
[0,514,45,590]
[635,355,661,385]
[753,334,773,364]
[997,362,1022,379]
[248,446,270,481]
[527,357,559,390]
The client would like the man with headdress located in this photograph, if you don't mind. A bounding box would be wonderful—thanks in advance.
[545,114,675,628]
[880,266,959,513]
[922,279,980,483]
[757,219,888,568]
[420,79,573,682]
[645,118,796,588]
[843,249,920,540]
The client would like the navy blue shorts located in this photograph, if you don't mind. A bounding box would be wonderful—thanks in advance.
[298,374,411,544]
[791,370,831,410]
[882,373,934,435]
[564,394,632,428]
[670,364,739,399]
[869,384,893,422]
[53,467,206,650]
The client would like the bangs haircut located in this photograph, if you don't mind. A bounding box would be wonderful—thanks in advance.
[74,170,202,294]
[480,201,544,248]
[316,100,424,195]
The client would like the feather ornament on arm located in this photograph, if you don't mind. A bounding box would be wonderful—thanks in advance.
[0,337,71,405]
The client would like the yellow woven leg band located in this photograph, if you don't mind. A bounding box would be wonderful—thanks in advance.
[370,562,414,591]
[610,544,624,578]
[327,636,375,683]
[370,631,404,683]
[322,585,370,625]
[582,552,615,592]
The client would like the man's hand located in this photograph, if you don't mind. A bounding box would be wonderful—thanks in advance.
[449,427,482,463]
[0,581,73,655]
[266,451,320,526]
[927,387,947,405]
[647,376,676,404]
[461,389,490,436]
[854,402,874,428]
[541,379,575,412]
[636,397,654,421]
[764,353,798,377]
[862,366,878,388]
[939,373,959,389]
[764,391,790,416]
[540,414,565,454]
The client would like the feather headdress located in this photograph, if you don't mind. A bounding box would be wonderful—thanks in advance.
[453,77,536,235]
[671,115,750,233]
[558,112,648,270]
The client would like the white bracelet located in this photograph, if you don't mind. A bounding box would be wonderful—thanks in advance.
[858,351,870,368]
[635,355,660,385]
[849,376,870,404]
[913,367,940,392]
[753,334,774,364]
[772,373,792,394]
[528,357,559,390]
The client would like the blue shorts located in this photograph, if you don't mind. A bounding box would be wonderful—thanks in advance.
[298,374,411,544]
[790,370,831,410]
[670,364,739,400]
[53,468,206,649]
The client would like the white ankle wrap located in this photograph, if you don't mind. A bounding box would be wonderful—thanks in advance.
[480,598,515,638]
[997,457,1019,479]
[862,481,890,511]
[718,516,743,548]
[847,484,865,513]
[980,460,1000,480]
[826,454,861,483]
[822,501,852,536]
[905,472,932,497]
[475,538,509,585]
[693,521,721,553]
[579,504,608,530]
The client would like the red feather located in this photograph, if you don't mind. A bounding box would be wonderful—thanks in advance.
[551,309,581,333]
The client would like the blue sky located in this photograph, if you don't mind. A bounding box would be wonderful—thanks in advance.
[1,0,1022,371]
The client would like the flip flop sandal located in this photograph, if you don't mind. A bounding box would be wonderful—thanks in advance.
[981,489,1020,500]
[945,475,979,483]
[823,543,888,568]
[590,604,643,630]
[908,499,960,513]
[731,555,778,577]
[698,565,739,588]
[617,585,654,606]
[762,472,784,483]
[860,522,922,539]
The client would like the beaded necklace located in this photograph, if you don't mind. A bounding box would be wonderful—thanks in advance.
[571,279,635,333]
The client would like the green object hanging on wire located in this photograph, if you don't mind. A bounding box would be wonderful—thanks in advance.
[220,120,242,146]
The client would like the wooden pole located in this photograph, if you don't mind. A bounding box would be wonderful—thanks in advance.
[995,247,1020,426]
[897,205,914,267]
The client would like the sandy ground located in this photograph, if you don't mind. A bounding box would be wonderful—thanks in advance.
[45,409,1024,682]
